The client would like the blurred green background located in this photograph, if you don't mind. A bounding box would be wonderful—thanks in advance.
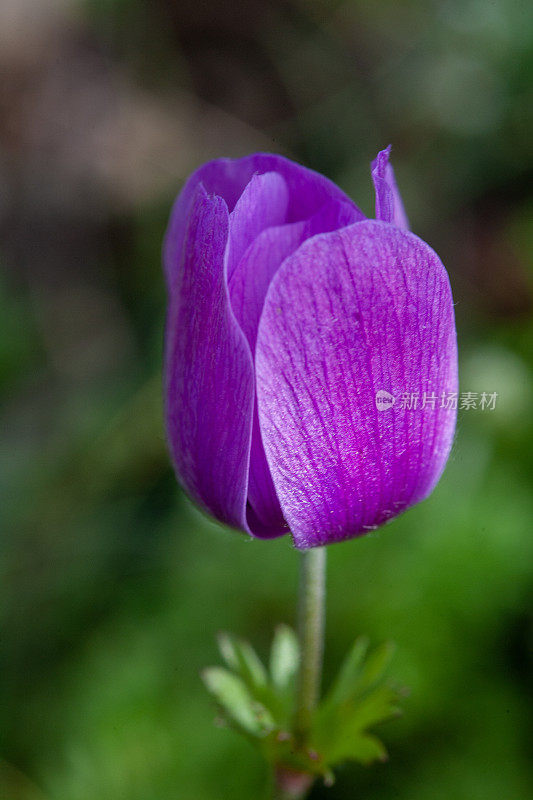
[1,0,532,798]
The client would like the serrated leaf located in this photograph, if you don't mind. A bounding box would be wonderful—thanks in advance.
[328,731,388,766]
[315,681,401,762]
[201,667,274,736]
[314,638,402,768]
[346,684,402,730]
[324,636,369,708]
[215,632,289,727]
[270,625,300,690]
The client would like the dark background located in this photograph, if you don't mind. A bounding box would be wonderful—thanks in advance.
[1,1,532,798]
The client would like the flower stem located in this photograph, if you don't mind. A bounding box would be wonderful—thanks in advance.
[294,546,327,744]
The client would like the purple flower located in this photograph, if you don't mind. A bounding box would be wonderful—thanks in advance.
[163,147,458,549]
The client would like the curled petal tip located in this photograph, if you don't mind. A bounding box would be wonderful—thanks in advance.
[371,146,410,230]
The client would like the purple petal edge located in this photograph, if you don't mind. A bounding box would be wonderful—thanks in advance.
[163,152,365,291]
[164,187,254,531]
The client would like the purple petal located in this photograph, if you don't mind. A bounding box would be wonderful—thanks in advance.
[229,223,306,354]
[230,200,360,355]
[256,220,457,549]
[227,172,289,283]
[229,222,305,537]
[163,153,364,290]
[228,199,363,536]
[371,146,409,230]
[164,187,254,530]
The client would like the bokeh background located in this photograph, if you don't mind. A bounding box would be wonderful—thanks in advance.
[1,1,532,798]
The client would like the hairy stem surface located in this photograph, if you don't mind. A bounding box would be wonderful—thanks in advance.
[294,546,327,743]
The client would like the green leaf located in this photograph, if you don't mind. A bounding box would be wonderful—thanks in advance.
[313,639,402,768]
[201,667,274,736]
[237,640,269,688]
[217,632,239,671]
[323,636,369,708]
[217,633,268,690]
[215,633,288,727]
[356,641,396,694]
[328,732,388,766]
[270,625,300,690]
[346,684,402,730]
[316,682,400,766]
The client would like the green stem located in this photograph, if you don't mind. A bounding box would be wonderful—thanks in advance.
[294,547,327,744]
[272,549,326,800]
